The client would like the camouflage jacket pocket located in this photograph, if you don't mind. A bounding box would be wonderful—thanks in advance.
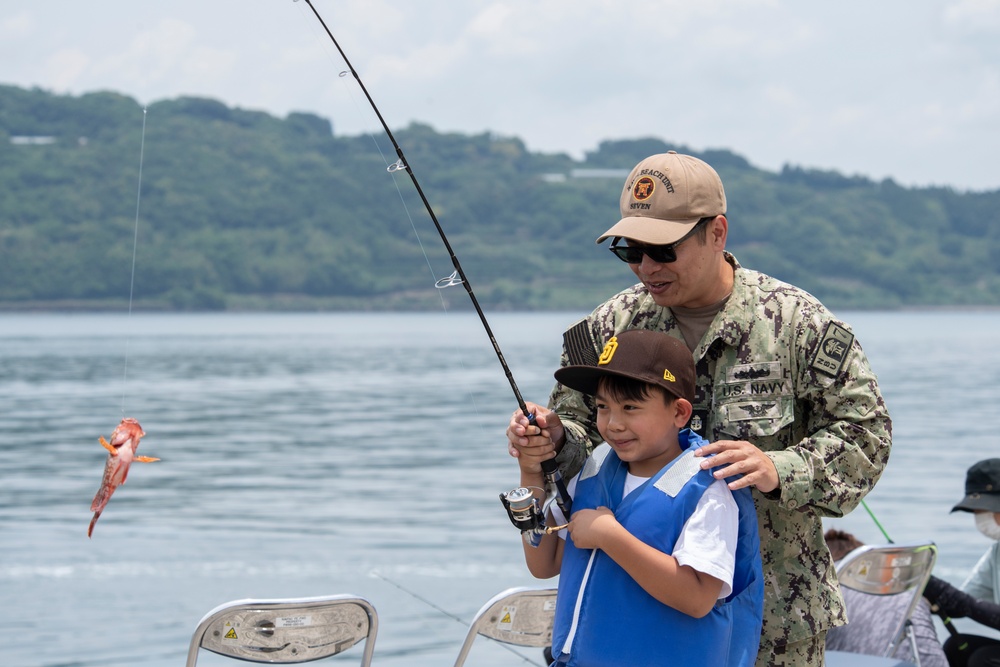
[711,361,795,446]
[715,395,795,447]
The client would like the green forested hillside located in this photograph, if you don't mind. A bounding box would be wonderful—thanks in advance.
[2,84,999,311]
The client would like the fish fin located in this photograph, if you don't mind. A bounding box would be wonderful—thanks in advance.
[88,511,100,537]
[99,437,118,455]
[136,456,159,463]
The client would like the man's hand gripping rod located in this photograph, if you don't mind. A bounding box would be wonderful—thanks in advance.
[500,413,573,546]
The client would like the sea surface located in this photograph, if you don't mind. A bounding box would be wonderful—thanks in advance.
[1,310,999,666]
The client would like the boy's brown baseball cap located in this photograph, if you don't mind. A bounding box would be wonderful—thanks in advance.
[554,329,695,403]
[951,458,1000,513]
[596,151,727,245]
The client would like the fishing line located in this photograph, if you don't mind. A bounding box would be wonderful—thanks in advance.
[335,75,452,313]
[328,81,496,417]
[289,0,458,309]
[121,106,148,415]
[297,0,526,411]
[862,499,893,544]
[368,570,545,666]
[289,0,487,423]
[297,0,572,515]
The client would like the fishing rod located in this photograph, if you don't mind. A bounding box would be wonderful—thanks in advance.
[298,0,571,517]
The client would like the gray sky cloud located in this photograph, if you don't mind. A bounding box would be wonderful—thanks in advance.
[2,0,998,190]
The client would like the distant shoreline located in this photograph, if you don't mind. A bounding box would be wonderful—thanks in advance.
[3,300,1000,314]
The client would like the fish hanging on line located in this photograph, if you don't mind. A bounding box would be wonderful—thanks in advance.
[88,417,158,537]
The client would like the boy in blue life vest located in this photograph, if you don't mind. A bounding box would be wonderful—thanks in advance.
[514,329,763,667]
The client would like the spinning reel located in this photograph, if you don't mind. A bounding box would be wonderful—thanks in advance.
[500,487,568,547]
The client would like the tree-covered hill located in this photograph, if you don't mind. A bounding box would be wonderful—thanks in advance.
[2,84,998,311]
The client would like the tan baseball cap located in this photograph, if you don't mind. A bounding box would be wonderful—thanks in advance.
[554,329,695,403]
[596,151,727,245]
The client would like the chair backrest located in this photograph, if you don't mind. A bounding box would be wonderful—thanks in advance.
[185,594,377,667]
[833,541,937,660]
[452,587,557,667]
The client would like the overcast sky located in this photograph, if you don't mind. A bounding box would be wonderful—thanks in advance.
[2,0,998,191]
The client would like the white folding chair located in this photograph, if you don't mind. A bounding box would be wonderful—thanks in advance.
[186,594,377,667]
[828,541,937,666]
[825,652,920,666]
[452,587,557,667]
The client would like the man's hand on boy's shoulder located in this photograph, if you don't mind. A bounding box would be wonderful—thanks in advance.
[694,440,779,493]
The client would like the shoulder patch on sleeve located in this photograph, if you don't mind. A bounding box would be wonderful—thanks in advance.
[810,321,855,377]
[564,320,600,367]
[580,443,611,481]
[653,450,701,498]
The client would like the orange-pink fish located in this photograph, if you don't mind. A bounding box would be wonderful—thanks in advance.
[88,418,158,537]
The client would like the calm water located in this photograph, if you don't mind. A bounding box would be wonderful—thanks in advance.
[1,310,999,666]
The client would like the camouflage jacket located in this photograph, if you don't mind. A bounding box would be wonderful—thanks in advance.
[550,253,892,650]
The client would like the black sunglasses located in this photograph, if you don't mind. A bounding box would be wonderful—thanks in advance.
[608,217,715,264]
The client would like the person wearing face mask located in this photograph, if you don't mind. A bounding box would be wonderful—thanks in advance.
[942,458,1000,667]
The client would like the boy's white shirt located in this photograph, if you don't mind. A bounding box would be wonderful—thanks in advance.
[549,464,738,599]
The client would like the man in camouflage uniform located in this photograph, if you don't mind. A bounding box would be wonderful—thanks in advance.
[507,151,892,666]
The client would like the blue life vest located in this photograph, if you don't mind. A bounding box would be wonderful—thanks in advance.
[551,429,763,667]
